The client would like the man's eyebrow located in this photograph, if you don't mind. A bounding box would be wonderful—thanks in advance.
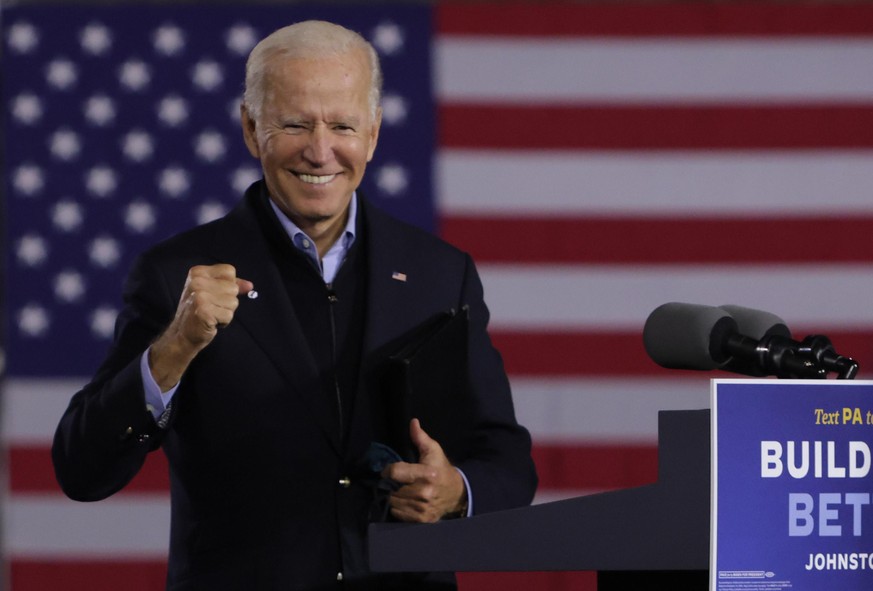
[332,114,362,123]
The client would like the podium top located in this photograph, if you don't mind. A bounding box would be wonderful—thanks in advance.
[369,409,711,573]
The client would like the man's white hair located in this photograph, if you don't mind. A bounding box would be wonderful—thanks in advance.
[243,20,383,122]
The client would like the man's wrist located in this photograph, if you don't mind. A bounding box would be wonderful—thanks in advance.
[443,469,469,519]
[443,496,468,520]
[148,334,196,391]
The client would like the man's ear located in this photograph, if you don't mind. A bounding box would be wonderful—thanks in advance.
[240,104,260,158]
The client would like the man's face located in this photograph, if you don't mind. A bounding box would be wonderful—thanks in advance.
[241,49,381,235]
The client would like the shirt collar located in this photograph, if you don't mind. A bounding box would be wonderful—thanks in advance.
[268,192,358,254]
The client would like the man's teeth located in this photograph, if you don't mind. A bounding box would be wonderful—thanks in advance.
[298,173,336,185]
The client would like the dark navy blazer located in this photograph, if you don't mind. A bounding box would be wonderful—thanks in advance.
[53,182,537,590]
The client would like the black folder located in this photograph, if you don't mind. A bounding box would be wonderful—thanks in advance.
[382,306,474,464]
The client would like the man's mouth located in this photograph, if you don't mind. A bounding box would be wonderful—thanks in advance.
[296,173,337,185]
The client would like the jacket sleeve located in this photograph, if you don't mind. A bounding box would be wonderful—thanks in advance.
[455,253,538,514]
[52,253,178,502]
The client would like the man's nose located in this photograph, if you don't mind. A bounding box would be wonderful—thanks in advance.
[303,127,333,165]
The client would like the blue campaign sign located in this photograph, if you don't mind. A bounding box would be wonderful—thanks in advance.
[712,379,873,591]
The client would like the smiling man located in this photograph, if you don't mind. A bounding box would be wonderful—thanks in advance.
[241,33,381,257]
[52,21,537,591]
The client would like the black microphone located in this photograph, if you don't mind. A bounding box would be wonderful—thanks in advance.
[719,304,790,340]
[718,305,859,378]
[718,304,791,377]
[643,302,734,371]
[643,302,830,379]
[719,304,860,378]
[795,334,860,379]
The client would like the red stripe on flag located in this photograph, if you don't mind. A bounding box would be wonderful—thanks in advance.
[7,559,595,591]
[492,330,873,378]
[10,446,169,494]
[440,104,873,150]
[495,332,654,377]
[533,443,658,490]
[10,559,167,591]
[441,216,873,265]
[11,442,661,493]
[437,4,873,37]
[457,571,597,591]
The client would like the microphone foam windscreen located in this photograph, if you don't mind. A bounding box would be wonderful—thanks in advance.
[643,302,735,370]
[719,304,790,339]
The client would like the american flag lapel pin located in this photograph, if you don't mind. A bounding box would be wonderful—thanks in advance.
[391,271,407,283]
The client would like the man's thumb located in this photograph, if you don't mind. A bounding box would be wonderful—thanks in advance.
[410,418,437,459]
[236,278,255,295]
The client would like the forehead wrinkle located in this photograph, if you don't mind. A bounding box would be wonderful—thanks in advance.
[258,51,372,118]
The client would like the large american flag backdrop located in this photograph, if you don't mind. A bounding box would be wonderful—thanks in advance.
[3,3,873,590]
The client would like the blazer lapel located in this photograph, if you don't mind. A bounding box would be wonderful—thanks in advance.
[208,192,343,454]
[361,203,419,358]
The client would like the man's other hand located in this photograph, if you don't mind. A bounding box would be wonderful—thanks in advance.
[381,418,468,523]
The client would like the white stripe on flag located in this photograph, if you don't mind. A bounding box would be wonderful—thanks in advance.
[436,38,873,103]
[438,150,873,216]
[4,493,169,558]
[478,264,873,330]
[512,377,710,443]
[3,377,713,446]
[2,379,84,444]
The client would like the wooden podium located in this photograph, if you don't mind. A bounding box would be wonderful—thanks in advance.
[369,409,711,589]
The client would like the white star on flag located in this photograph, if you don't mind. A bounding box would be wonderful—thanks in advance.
[157,95,189,127]
[196,202,230,225]
[17,304,50,337]
[89,306,119,339]
[227,96,243,122]
[54,271,87,303]
[231,166,261,193]
[11,93,44,125]
[192,60,224,91]
[122,130,155,162]
[194,130,227,163]
[371,22,404,55]
[380,93,408,126]
[45,58,78,90]
[80,22,112,55]
[52,201,85,232]
[16,234,49,267]
[375,163,409,196]
[225,24,258,56]
[12,164,45,196]
[83,94,117,126]
[85,165,118,197]
[124,201,157,233]
[6,21,39,54]
[89,236,122,268]
[49,128,82,161]
[158,166,191,197]
[153,23,186,56]
[119,59,151,91]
